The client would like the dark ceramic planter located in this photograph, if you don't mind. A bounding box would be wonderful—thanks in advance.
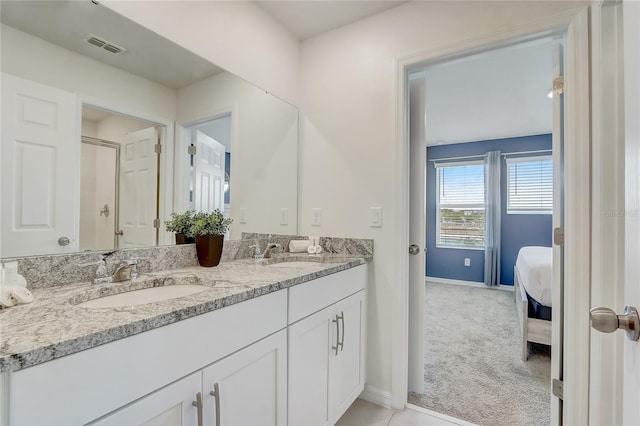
[195,234,224,267]
[175,233,195,245]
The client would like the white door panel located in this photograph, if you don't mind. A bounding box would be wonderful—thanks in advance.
[119,126,158,248]
[194,130,225,213]
[1,73,78,257]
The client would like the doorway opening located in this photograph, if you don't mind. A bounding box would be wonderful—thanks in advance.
[406,35,564,425]
[183,114,232,237]
[80,105,164,250]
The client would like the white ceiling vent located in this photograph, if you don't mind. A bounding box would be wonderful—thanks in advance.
[83,33,127,55]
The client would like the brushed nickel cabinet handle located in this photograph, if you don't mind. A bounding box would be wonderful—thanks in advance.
[332,315,340,356]
[192,392,203,426]
[209,382,221,426]
[339,311,345,352]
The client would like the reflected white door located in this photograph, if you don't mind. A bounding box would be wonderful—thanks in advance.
[0,73,78,257]
[621,1,640,422]
[194,130,225,213]
[408,75,427,394]
[119,127,158,248]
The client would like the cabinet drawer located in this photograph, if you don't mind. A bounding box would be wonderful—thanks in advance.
[9,290,287,426]
[288,265,366,324]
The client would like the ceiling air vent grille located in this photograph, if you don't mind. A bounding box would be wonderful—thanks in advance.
[83,34,127,55]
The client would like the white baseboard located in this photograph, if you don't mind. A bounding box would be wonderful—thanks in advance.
[425,276,514,292]
[406,403,477,426]
[359,385,392,409]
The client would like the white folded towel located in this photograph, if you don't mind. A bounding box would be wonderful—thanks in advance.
[289,240,312,253]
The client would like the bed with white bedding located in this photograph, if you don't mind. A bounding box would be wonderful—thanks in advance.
[514,246,553,361]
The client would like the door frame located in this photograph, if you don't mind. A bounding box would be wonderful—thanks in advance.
[77,95,174,246]
[392,6,592,425]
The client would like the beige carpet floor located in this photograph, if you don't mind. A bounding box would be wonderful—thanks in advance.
[408,282,551,426]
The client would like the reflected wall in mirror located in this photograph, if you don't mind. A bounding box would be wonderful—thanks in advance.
[0,0,298,258]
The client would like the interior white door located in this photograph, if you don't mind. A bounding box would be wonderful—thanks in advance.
[407,74,427,394]
[119,126,158,248]
[622,1,640,422]
[194,130,225,213]
[0,73,78,257]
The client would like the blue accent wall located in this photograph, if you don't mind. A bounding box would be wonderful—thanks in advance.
[426,134,553,285]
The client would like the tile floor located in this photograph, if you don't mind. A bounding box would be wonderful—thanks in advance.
[336,399,470,426]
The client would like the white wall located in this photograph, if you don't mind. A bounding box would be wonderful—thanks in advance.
[102,0,300,105]
[0,24,176,121]
[177,72,298,238]
[298,0,586,399]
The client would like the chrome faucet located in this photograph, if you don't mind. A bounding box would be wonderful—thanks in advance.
[249,242,282,259]
[80,254,141,284]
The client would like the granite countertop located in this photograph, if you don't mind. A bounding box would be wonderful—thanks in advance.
[0,254,368,373]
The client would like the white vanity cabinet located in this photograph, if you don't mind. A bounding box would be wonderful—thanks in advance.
[288,265,367,426]
[94,330,287,426]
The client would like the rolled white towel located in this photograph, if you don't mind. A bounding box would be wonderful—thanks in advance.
[289,240,312,253]
[307,245,317,254]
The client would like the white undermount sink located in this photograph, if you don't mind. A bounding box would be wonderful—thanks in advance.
[77,285,209,308]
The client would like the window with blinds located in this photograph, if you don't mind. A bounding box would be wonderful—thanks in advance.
[506,156,553,214]
[436,161,485,249]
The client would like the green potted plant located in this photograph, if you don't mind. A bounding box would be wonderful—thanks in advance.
[190,210,233,267]
[165,210,195,244]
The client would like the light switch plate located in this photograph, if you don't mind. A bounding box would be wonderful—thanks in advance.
[280,208,288,226]
[239,208,247,224]
[370,207,382,227]
[464,258,471,267]
[311,208,322,226]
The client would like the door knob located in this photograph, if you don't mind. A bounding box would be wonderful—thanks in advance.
[409,244,420,255]
[57,237,70,246]
[590,306,639,341]
[115,230,124,236]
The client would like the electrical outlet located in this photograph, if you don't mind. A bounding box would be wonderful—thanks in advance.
[464,258,471,267]
[239,208,247,224]
[311,208,322,226]
[370,207,382,228]
[280,208,288,226]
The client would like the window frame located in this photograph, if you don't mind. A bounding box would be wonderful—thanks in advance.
[506,155,553,215]
[435,160,486,250]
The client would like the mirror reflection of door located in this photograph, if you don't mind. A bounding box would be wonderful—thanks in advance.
[187,115,232,219]
[80,138,119,251]
[80,106,161,250]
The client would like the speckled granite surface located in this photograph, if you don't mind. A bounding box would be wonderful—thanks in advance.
[0,253,368,373]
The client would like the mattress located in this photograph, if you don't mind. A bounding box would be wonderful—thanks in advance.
[516,246,553,307]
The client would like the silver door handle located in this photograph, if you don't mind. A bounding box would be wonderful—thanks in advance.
[58,237,70,246]
[409,244,420,255]
[192,392,203,426]
[209,382,221,426]
[590,306,639,341]
[115,230,124,236]
[339,311,345,352]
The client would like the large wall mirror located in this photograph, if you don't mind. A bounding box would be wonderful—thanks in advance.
[0,0,298,258]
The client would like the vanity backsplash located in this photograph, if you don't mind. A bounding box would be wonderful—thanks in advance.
[4,235,373,289]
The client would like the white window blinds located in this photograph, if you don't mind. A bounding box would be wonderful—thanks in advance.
[436,161,485,248]
[506,156,553,214]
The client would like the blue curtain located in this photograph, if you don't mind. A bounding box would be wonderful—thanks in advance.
[484,151,501,286]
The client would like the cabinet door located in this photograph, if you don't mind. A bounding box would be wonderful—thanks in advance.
[91,372,201,426]
[330,290,366,422]
[202,330,287,426]
[288,307,333,426]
